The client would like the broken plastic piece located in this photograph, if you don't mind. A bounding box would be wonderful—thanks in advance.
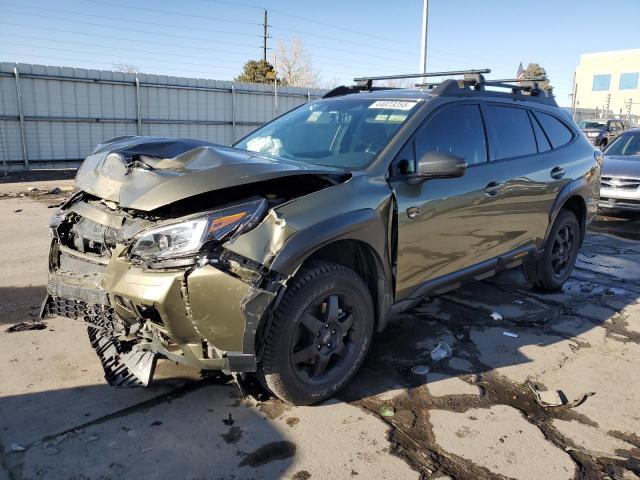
[6,321,47,333]
[502,331,518,338]
[490,312,503,321]
[430,342,452,361]
[527,382,595,408]
[411,365,430,376]
[10,443,27,452]
[379,406,395,418]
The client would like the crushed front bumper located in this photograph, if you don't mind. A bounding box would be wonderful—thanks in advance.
[42,239,279,386]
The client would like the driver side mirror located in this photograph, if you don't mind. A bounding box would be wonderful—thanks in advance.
[406,151,467,184]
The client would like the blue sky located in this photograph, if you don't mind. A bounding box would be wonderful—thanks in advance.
[1,0,639,106]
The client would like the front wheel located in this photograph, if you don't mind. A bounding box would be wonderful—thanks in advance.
[523,209,580,291]
[259,262,374,405]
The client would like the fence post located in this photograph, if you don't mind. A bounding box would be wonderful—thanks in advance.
[13,66,29,171]
[231,83,236,143]
[135,76,142,135]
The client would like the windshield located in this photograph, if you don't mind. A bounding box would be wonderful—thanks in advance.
[234,98,420,169]
[604,132,640,156]
[578,120,606,129]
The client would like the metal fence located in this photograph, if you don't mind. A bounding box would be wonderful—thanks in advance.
[0,62,326,172]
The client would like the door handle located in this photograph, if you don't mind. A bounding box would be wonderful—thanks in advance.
[483,181,503,196]
[550,166,565,179]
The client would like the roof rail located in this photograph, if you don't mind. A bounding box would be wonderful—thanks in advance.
[429,77,557,106]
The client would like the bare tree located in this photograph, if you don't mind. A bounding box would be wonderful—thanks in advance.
[112,63,140,74]
[275,38,319,88]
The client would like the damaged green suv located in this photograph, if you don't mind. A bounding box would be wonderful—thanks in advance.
[42,71,601,404]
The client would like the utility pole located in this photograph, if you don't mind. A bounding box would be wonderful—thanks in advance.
[605,93,611,115]
[419,0,429,77]
[570,73,578,121]
[263,9,268,62]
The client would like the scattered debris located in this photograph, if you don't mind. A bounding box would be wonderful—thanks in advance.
[50,187,62,194]
[528,383,566,407]
[286,417,300,427]
[150,421,162,427]
[411,365,430,376]
[379,406,395,418]
[27,186,38,192]
[6,321,47,332]
[10,443,27,452]
[490,312,503,321]
[223,413,234,426]
[514,299,525,304]
[14,209,22,213]
[528,382,596,408]
[430,342,452,361]
[502,331,518,338]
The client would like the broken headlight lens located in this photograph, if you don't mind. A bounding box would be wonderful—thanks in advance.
[128,199,266,261]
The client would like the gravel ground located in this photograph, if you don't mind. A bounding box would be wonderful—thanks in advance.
[1,183,639,480]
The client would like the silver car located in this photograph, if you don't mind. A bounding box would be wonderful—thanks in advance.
[600,128,640,211]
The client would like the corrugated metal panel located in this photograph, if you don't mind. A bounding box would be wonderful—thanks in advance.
[0,62,326,171]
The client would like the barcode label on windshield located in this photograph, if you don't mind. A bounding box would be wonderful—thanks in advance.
[369,100,417,110]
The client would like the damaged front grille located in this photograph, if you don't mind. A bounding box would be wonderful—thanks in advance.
[42,295,156,388]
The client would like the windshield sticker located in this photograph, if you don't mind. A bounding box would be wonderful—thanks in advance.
[307,111,322,122]
[388,114,408,122]
[369,100,417,110]
[374,114,389,121]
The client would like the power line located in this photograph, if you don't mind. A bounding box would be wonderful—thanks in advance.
[82,0,263,26]
[2,4,262,39]
[0,23,259,58]
[1,10,262,50]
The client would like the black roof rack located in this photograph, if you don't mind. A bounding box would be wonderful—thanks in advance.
[323,69,556,106]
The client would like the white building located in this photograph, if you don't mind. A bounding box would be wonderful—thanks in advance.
[573,49,640,118]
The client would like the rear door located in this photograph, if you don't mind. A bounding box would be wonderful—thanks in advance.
[482,104,575,250]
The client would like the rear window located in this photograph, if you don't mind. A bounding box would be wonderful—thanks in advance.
[486,105,537,159]
[534,112,573,149]
[530,113,552,153]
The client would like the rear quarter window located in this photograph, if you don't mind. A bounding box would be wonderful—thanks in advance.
[534,112,574,149]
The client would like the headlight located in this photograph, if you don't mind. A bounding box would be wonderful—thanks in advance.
[129,199,266,262]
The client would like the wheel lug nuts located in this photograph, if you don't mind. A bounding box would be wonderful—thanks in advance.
[324,323,329,328]
[317,345,321,350]
[327,343,331,348]
[331,329,336,334]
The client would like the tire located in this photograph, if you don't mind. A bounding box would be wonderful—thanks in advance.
[599,139,608,149]
[523,209,580,291]
[260,261,374,405]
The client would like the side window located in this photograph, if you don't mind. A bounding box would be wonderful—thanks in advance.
[485,105,537,159]
[414,104,487,166]
[535,112,574,148]
[529,112,552,153]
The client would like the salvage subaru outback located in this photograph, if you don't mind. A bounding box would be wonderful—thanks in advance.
[42,70,601,405]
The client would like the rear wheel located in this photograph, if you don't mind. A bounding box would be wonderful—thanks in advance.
[260,262,374,405]
[523,209,580,291]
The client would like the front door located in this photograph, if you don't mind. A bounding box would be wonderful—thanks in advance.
[390,102,511,299]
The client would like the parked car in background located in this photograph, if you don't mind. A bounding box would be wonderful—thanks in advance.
[579,119,628,149]
[42,70,601,405]
[599,128,640,212]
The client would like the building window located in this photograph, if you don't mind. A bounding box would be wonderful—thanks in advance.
[619,72,639,90]
[592,74,611,91]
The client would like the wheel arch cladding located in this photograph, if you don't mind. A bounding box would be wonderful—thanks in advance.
[269,209,394,333]
[548,178,589,247]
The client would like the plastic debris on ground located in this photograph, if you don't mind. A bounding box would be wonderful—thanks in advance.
[430,342,453,361]
[502,331,518,338]
[528,382,595,408]
[6,321,47,333]
[379,406,395,418]
[10,443,27,452]
[411,365,430,376]
[490,312,503,321]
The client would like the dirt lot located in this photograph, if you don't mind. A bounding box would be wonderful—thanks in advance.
[1,183,639,480]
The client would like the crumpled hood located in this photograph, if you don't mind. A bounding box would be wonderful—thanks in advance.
[602,155,640,178]
[75,136,343,211]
